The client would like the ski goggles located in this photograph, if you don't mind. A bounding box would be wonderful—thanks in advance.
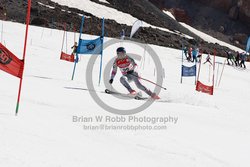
[117,51,126,57]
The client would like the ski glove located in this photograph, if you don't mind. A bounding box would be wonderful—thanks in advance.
[127,70,134,74]
[109,79,113,84]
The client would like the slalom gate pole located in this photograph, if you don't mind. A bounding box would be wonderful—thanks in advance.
[1,20,3,43]
[216,62,220,86]
[212,49,216,95]
[1,13,6,43]
[208,65,211,82]
[180,43,184,84]
[98,17,105,86]
[218,59,226,87]
[143,44,146,70]
[194,64,197,85]
[65,23,68,53]
[60,23,66,53]
[71,16,84,80]
[15,0,31,115]
[196,53,202,85]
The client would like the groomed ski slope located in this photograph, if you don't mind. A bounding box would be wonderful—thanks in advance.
[0,20,250,167]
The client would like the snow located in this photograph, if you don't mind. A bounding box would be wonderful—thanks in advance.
[1,19,250,167]
[50,0,192,39]
[163,10,176,20]
[180,22,245,52]
[51,0,244,52]
[38,2,55,9]
[49,0,143,26]
[99,0,110,4]
[162,10,244,52]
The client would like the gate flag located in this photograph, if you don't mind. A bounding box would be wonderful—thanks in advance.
[181,65,196,77]
[196,81,214,95]
[71,16,105,85]
[195,49,216,95]
[60,52,74,62]
[77,36,103,55]
[0,43,24,78]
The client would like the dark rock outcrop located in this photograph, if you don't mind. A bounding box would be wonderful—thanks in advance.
[149,0,249,47]
[168,8,190,24]
[0,0,246,58]
[229,6,239,20]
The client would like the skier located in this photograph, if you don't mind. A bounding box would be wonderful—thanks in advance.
[109,47,160,99]
[71,42,78,62]
[203,53,212,65]
[71,42,78,55]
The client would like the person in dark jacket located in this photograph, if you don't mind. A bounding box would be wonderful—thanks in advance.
[183,47,188,61]
[71,42,78,55]
[192,47,198,63]
[226,51,234,65]
[239,52,247,69]
[235,51,240,66]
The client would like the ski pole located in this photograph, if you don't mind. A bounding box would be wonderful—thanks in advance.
[131,73,167,90]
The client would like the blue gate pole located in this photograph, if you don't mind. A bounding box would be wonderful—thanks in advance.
[71,16,85,80]
[98,18,105,86]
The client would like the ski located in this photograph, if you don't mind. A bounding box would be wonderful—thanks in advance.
[104,89,148,100]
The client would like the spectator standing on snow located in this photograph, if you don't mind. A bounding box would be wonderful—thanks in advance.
[239,52,247,69]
